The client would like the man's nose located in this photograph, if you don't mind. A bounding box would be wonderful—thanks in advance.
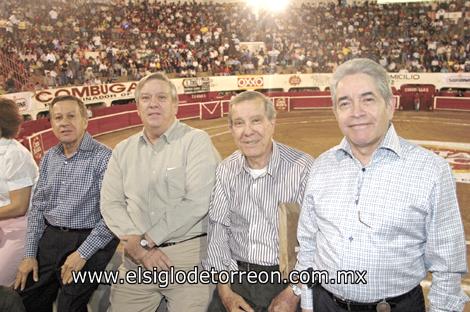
[242,123,255,135]
[351,101,365,116]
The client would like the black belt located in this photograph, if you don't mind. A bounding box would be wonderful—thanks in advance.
[321,284,421,312]
[158,233,207,248]
[318,284,421,311]
[236,260,279,272]
[45,219,93,233]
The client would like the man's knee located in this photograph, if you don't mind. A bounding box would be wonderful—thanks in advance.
[166,284,213,312]
[0,286,26,312]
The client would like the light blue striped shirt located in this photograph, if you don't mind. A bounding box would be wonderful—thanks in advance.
[297,124,468,311]
[204,141,313,271]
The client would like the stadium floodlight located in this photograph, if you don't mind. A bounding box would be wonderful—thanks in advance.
[377,0,434,3]
[246,0,290,13]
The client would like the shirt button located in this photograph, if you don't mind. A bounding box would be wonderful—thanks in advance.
[64,161,68,164]
[349,236,354,242]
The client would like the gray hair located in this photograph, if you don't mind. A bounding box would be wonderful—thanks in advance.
[228,91,277,125]
[330,58,393,107]
[135,72,178,104]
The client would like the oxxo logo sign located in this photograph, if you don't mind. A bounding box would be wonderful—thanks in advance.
[237,77,264,88]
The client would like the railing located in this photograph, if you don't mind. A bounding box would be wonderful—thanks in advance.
[0,49,31,92]
[19,92,470,163]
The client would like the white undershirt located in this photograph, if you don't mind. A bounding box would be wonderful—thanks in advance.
[247,167,267,179]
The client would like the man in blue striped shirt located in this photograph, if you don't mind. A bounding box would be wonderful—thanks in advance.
[297,58,468,312]
[204,91,313,312]
[14,95,118,312]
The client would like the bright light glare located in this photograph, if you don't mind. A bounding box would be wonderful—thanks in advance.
[377,0,432,3]
[246,0,290,13]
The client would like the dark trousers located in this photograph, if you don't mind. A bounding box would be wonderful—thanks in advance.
[207,260,302,312]
[312,284,425,312]
[207,278,286,312]
[0,286,26,312]
[18,226,118,312]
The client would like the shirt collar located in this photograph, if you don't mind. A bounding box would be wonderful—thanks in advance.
[54,132,94,156]
[139,119,179,145]
[237,140,280,179]
[334,123,402,161]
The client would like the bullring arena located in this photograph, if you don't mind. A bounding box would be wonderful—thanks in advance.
[4,75,470,311]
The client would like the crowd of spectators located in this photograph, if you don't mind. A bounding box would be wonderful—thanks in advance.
[0,0,469,93]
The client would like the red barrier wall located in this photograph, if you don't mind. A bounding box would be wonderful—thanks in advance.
[290,96,332,109]
[434,97,470,110]
[23,91,470,162]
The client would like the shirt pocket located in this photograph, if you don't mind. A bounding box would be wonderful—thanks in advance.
[361,197,427,240]
[166,167,186,199]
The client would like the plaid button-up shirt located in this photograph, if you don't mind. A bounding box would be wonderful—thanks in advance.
[297,125,468,311]
[25,132,115,260]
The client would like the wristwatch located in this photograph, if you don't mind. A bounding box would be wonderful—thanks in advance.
[290,283,301,296]
[140,235,150,250]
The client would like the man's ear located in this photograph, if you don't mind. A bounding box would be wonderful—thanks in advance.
[173,102,179,116]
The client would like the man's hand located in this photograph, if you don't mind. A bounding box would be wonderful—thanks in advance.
[14,257,39,291]
[141,248,172,270]
[61,251,87,284]
[120,234,148,263]
[268,287,300,312]
[218,284,254,312]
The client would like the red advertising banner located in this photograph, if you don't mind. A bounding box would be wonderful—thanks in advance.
[30,134,44,164]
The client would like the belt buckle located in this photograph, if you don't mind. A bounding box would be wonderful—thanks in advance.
[59,226,69,232]
[376,300,391,312]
